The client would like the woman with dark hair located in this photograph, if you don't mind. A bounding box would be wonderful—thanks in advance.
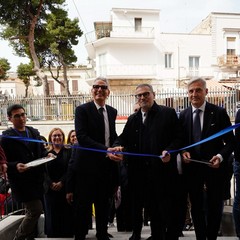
[67,130,77,145]
[44,128,73,238]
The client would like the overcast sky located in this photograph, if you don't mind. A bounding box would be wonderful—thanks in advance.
[1,0,240,71]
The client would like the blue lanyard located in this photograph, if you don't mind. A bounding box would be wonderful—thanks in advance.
[13,128,29,143]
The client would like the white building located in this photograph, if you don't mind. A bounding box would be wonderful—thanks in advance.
[31,65,94,95]
[0,72,30,97]
[84,8,240,91]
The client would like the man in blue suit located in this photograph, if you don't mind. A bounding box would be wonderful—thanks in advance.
[179,77,234,240]
[66,77,118,240]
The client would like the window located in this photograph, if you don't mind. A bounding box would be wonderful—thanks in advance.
[227,37,236,64]
[165,53,173,68]
[189,56,200,77]
[72,80,78,94]
[135,18,142,32]
[189,56,200,68]
[49,81,54,94]
[99,53,107,76]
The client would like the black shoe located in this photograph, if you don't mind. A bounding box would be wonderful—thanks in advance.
[217,230,223,236]
[74,236,86,240]
[178,232,184,237]
[183,223,193,231]
[129,233,141,240]
[146,236,152,240]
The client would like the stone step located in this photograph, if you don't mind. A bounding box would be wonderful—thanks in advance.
[35,227,238,240]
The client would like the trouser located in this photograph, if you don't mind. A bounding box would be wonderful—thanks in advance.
[233,161,240,237]
[14,199,43,240]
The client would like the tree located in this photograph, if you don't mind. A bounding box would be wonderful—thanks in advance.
[37,8,83,95]
[0,0,66,96]
[17,63,36,97]
[0,58,11,80]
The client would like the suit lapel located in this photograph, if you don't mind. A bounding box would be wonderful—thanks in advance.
[202,103,214,138]
[106,105,113,134]
[186,107,193,143]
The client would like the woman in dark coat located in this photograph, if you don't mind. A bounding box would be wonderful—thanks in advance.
[44,127,73,238]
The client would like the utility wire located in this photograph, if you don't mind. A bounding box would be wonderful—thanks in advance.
[71,0,88,33]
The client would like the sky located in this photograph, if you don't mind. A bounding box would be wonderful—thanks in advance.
[1,0,240,71]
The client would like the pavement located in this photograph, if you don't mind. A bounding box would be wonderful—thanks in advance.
[35,224,239,240]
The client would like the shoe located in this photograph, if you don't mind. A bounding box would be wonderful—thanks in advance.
[178,232,184,237]
[108,222,115,227]
[97,237,111,240]
[129,233,141,240]
[146,236,152,240]
[183,223,193,231]
[74,236,86,240]
[144,221,149,226]
[217,230,223,236]
[97,234,112,240]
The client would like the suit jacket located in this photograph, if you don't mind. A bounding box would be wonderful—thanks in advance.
[1,126,47,202]
[67,101,118,193]
[114,102,182,193]
[235,109,240,162]
[179,102,234,166]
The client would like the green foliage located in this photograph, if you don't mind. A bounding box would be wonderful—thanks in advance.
[0,0,66,59]
[39,7,83,67]
[0,58,11,80]
[0,0,83,95]
[17,63,35,85]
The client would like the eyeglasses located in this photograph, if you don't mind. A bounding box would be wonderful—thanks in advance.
[52,134,62,138]
[92,85,108,90]
[135,92,150,99]
[12,113,27,119]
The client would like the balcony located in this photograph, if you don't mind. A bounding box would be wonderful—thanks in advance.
[217,55,240,67]
[85,26,155,44]
[98,64,157,78]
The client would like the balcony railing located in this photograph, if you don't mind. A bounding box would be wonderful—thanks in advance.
[85,26,155,44]
[217,54,240,66]
[99,64,157,77]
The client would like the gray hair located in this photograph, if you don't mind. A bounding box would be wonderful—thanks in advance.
[187,77,207,89]
[136,83,154,92]
[94,77,109,86]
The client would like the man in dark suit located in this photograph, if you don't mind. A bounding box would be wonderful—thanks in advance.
[1,104,48,240]
[66,77,118,240]
[179,77,234,240]
[233,109,240,238]
[110,83,182,240]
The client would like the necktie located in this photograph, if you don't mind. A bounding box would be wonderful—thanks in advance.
[192,109,202,154]
[98,107,105,143]
[143,112,147,125]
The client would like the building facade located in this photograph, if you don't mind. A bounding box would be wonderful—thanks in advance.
[84,8,240,91]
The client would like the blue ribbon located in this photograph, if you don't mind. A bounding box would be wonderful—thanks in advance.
[1,122,239,159]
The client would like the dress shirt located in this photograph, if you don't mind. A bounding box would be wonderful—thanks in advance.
[95,102,110,147]
[191,102,223,162]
